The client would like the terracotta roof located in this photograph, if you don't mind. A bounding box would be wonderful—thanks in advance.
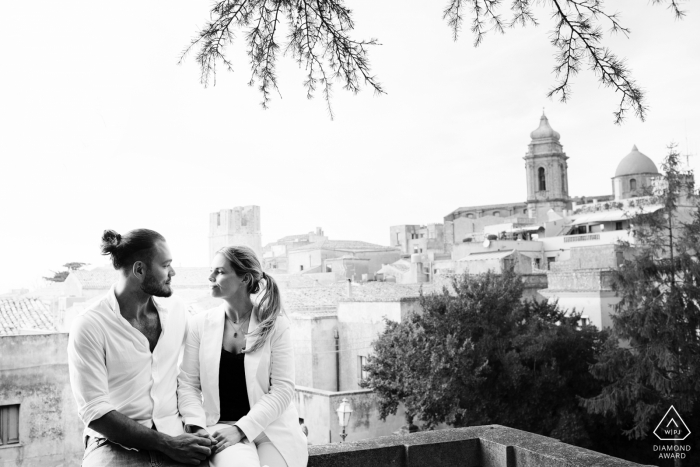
[289,240,398,253]
[281,280,447,310]
[171,268,211,287]
[70,268,120,289]
[0,297,57,335]
[276,234,314,243]
[389,259,411,273]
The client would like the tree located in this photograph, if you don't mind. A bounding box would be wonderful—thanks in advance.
[583,146,700,465]
[43,262,88,283]
[182,0,686,121]
[363,270,609,447]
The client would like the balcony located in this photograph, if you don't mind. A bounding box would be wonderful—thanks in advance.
[563,234,600,243]
[308,425,650,467]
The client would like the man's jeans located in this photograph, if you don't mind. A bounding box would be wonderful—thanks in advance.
[82,436,195,467]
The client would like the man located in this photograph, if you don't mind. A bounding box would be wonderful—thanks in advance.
[68,229,212,466]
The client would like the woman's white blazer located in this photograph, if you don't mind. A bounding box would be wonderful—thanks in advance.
[178,304,308,467]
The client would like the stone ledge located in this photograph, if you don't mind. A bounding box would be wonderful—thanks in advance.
[308,425,654,467]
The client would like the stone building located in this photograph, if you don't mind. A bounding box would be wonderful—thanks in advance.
[388,112,695,332]
[286,240,401,280]
[0,299,83,467]
[209,205,262,262]
[389,224,445,255]
[262,228,328,272]
[524,113,571,220]
[612,145,659,200]
[283,280,448,444]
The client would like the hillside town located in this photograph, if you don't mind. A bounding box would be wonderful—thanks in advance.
[2,114,695,466]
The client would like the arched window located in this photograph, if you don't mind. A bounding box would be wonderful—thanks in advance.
[630,178,637,191]
[466,213,474,219]
[538,167,546,191]
[493,211,500,217]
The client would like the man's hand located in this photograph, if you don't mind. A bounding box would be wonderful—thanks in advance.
[211,425,246,455]
[161,433,212,465]
[185,424,215,441]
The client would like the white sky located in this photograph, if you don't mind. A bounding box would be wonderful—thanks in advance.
[1,0,699,293]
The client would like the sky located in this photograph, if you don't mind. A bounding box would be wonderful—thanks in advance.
[1,0,699,293]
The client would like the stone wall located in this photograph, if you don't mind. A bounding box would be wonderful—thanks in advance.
[307,425,652,467]
[547,269,614,292]
[0,333,83,467]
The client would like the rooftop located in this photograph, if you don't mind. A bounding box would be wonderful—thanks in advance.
[530,112,561,141]
[70,267,120,289]
[614,145,659,177]
[69,267,211,290]
[290,240,399,253]
[282,279,451,311]
[0,297,56,335]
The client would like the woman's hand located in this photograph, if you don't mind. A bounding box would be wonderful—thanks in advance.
[211,425,247,454]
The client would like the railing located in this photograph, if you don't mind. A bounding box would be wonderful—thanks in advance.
[563,234,600,243]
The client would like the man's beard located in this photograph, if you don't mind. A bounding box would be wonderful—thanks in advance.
[141,270,172,297]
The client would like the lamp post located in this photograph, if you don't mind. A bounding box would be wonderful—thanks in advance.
[336,398,353,443]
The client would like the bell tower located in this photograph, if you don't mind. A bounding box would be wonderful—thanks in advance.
[524,113,570,221]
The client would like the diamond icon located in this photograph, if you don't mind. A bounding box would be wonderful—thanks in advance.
[653,406,691,441]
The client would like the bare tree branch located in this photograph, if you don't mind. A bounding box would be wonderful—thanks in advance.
[183,0,686,121]
[183,0,383,118]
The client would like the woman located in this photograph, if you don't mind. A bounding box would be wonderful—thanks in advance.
[178,246,308,467]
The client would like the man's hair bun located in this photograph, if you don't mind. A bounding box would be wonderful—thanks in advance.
[100,230,122,255]
[100,228,165,271]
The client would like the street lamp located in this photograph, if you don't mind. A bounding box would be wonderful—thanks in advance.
[336,398,353,442]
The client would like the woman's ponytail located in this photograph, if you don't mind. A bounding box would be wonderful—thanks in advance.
[245,271,283,353]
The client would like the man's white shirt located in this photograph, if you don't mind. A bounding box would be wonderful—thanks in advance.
[67,285,188,441]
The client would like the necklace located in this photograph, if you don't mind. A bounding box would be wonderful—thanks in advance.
[226,311,251,338]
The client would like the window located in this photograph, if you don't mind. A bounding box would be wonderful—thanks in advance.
[493,211,500,217]
[538,167,546,191]
[0,405,19,446]
[523,209,527,214]
[413,246,419,254]
[547,257,556,270]
[580,316,590,326]
[630,178,637,191]
[357,356,369,383]
[615,221,623,231]
[300,265,304,271]
[534,258,541,269]
[466,213,474,219]
[216,213,220,226]
[616,251,624,268]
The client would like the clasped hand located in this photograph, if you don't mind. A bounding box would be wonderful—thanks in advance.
[210,425,247,455]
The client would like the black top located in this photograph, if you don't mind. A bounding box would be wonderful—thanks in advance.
[218,348,250,422]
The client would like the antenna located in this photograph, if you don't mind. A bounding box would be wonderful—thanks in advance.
[684,121,695,168]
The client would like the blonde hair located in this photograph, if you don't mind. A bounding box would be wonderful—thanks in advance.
[216,246,282,353]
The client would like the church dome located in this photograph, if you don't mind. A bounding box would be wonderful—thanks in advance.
[614,145,659,177]
[530,113,560,141]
